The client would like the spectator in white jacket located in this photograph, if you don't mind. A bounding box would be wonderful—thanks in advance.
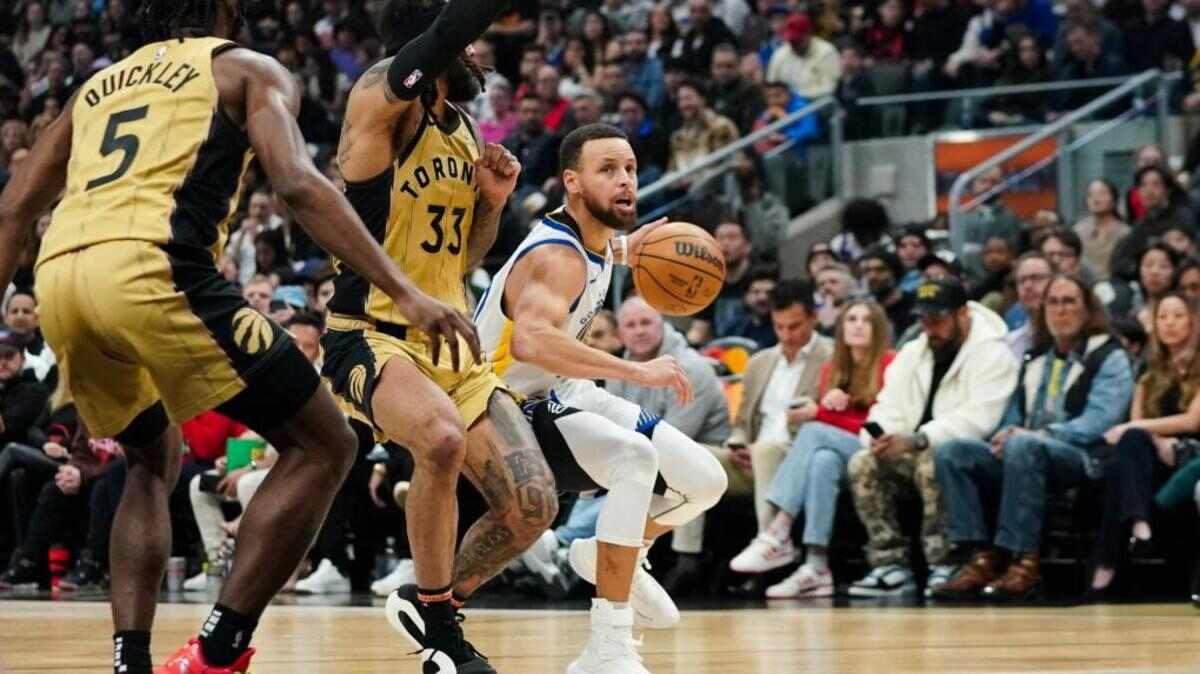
[766,14,842,99]
[846,278,1019,597]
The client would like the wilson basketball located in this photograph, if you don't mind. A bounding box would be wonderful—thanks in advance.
[631,222,726,316]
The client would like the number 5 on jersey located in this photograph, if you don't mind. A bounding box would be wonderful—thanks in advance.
[86,105,149,191]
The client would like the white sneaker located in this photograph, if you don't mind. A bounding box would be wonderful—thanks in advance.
[567,599,651,674]
[924,564,958,598]
[765,564,833,599]
[728,533,797,574]
[848,564,917,597]
[371,558,415,598]
[523,530,562,583]
[294,559,350,594]
[182,572,209,592]
[569,537,679,629]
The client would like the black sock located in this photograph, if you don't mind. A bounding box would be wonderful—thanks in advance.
[198,604,257,666]
[417,586,456,633]
[113,631,152,674]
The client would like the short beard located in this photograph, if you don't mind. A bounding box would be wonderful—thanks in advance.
[582,190,637,231]
[444,56,485,103]
[929,321,964,365]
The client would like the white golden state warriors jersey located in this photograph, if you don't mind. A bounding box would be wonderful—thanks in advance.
[474,208,613,396]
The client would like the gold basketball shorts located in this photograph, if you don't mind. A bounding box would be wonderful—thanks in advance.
[36,241,319,439]
[321,313,505,437]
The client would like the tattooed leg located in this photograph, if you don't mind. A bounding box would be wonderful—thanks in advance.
[453,391,558,598]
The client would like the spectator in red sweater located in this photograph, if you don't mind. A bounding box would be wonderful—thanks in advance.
[729,299,895,598]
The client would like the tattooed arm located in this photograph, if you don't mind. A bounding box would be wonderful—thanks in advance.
[453,390,557,597]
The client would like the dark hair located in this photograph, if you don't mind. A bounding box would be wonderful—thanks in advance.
[749,263,780,286]
[1141,241,1182,269]
[1135,164,1186,206]
[378,0,445,54]
[559,123,629,174]
[1085,177,1120,214]
[1175,257,1200,288]
[763,80,791,93]
[770,279,816,314]
[139,0,222,41]
[616,90,649,113]
[712,42,739,58]
[860,244,903,281]
[1031,274,1110,353]
[676,77,709,100]
[715,219,750,241]
[897,224,930,248]
[1042,227,1082,256]
[7,288,36,305]
[841,198,890,244]
[1112,314,1148,347]
[285,311,325,332]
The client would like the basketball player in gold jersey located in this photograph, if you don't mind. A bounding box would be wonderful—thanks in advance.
[323,1,557,672]
[0,1,481,673]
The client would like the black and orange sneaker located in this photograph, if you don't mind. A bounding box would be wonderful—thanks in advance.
[385,585,494,673]
[156,639,254,674]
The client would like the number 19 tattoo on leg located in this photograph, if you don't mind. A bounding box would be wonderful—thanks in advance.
[453,391,558,597]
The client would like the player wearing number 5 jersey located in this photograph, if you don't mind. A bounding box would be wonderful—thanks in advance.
[0,1,480,673]
[323,1,559,672]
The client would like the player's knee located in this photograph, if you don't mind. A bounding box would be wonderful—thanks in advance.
[616,435,659,487]
[687,449,728,511]
[420,420,467,473]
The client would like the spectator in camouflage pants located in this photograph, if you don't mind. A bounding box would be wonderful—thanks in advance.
[846,279,1019,597]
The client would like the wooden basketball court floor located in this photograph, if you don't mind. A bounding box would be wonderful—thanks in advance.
[2,599,1200,673]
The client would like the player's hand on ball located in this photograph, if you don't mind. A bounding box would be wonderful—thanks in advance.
[397,292,482,372]
[624,217,669,263]
[637,355,693,404]
[476,143,521,204]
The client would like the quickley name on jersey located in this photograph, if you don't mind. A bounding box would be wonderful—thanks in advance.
[40,37,253,270]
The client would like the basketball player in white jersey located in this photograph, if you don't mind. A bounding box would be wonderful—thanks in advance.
[474,123,728,674]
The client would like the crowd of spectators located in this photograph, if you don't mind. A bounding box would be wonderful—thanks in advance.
[5,0,1200,607]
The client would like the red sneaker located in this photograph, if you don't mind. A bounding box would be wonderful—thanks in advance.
[156,639,255,673]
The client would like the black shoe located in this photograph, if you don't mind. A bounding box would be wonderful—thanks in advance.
[0,555,42,591]
[385,584,494,673]
[662,553,703,597]
[1128,536,1154,558]
[59,552,105,591]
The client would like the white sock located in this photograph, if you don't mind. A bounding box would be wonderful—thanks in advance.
[806,546,829,574]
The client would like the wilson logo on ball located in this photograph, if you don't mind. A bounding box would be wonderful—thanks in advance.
[673,241,725,274]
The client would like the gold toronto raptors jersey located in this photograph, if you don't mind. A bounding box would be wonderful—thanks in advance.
[327,104,479,326]
[40,37,253,268]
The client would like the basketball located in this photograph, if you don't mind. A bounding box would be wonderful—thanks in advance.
[631,222,726,316]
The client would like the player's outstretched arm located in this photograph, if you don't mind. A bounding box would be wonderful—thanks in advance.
[225,50,480,369]
[508,246,693,402]
[339,0,512,181]
[0,94,75,291]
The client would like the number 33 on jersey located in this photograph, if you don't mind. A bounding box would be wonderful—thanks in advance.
[326,106,480,327]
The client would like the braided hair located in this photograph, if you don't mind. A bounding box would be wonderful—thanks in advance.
[138,0,223,42]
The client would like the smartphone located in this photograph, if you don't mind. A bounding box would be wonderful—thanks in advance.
[863,421,885,439]
[788,397,812,410]
[198,473,223,493]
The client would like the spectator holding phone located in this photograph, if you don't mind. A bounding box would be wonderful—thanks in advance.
[729,299,895,598]
[847,278,1018,596]
[722,280,833,560]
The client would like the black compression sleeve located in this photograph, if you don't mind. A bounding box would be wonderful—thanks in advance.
[385,0,510,101]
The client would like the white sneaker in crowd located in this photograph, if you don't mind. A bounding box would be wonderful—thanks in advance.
[371,558,416,598]
[728,533,797,574]
[294,558,351,594]
[569,537,680,629]
[765,564,834,599]
[848,564,917,597]
[567,599,651,674]
[182,572,209,592]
